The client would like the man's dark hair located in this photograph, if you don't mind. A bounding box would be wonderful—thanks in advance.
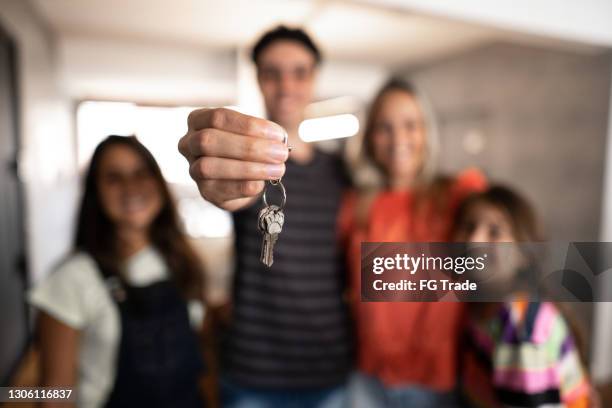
[251,25,322,66]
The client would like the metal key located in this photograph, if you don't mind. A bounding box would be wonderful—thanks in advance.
[258,180,286,267]
[258,205,284,266]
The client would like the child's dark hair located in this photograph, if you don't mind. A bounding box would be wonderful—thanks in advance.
[454,185,542,241]
[251,25,322,66]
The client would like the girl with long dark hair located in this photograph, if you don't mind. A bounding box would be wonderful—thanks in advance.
[29,135,206,407]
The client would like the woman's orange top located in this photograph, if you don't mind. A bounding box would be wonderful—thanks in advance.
[338,169,486,390]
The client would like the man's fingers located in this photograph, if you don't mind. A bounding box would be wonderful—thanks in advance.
[180,107,288,211]
[178,133,192,162]
[187,108,286,142]
[197,180,265,207]
[190,157,285,181]
[187,129,288,164]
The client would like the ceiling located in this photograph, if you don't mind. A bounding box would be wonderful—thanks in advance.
[30,0,504,68]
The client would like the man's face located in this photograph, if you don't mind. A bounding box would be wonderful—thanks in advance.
[256,40,317,129]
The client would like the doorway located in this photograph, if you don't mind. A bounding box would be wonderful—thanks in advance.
[0,24,28,386]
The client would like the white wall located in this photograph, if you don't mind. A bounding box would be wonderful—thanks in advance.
[58,34,389,109]
[316,59,388,103]
[366,0,612,48]
[58,34,237,105]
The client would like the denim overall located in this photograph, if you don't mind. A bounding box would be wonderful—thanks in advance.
[98,262,205,407]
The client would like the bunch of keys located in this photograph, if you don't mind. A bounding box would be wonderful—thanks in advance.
[258,132,289,267]
[258,179,286,267]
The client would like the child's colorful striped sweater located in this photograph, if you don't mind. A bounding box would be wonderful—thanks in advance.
[463,301,591,408]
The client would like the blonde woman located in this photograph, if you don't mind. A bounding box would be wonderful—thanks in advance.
[339,78,486,407]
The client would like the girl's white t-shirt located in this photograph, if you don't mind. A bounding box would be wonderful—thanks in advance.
[28,247,203,408]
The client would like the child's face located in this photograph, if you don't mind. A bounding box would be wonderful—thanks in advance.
[369,90,426,185]
[97,144,163,234]
[454,201,524,291]
[454,202,515,243]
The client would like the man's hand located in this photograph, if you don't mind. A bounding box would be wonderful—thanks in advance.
[178,108,288,212]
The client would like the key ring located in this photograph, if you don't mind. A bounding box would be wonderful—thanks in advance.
[262,130,288,209]
[263,179,286,210]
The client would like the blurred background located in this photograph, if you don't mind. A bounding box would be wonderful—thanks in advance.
[1,0,612,393]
